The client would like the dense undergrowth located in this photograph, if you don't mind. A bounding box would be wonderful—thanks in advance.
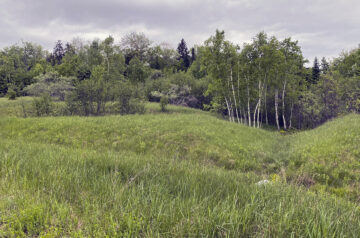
[0,97,360,237]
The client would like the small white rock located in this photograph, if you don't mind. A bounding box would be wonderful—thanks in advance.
[256,180,270,185]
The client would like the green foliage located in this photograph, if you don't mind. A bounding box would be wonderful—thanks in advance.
[0,31,359,132]
[33,94,53,116]
[160,96,168,112]
[0,42,45,95]
[121,32,151,62]
[127,56,150,83]
[6,88,16,100]
[113,81,146,115]
[333,47,360,77]
[24,71,74,101]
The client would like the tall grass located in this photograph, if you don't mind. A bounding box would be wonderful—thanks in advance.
[1,140,360,237]
[1,98,360,236]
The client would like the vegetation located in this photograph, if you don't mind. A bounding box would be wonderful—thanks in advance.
[6,88,16,100]
[0,30,358,129]
[0,29,359,236]
[0,100,360,236]
[160,96,168,112]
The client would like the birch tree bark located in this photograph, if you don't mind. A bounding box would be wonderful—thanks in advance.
[282,80,287,130]
[230,68,240,123]
[275,89,280,130]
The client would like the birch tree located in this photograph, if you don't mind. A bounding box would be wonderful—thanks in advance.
[279,38,304,129]
[203,30,240,122]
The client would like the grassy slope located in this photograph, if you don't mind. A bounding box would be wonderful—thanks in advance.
[0,98,360,237]
[287,115,360,199]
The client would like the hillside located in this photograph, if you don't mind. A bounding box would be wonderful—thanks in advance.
[0,101,360,236]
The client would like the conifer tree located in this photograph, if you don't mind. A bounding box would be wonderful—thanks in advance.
[177,39,190,71]
[312,57,320,83]
[53,40,65,65]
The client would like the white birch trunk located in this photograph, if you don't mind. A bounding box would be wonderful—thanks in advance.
[225,97,232,122]
[253,101,259,128]
[237,72,243,124]
[289,102,294,129]
[246,78,251,127]
[275,89,280,130]
[256,80,262,128]
[230,68,240,123]
[282,80,287,130]
[264,84,268,125]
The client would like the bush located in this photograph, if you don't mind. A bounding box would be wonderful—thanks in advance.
[33,94,53,116]
[145,77,171,102]
[65,66,109,116]
[65,92,81,115]
[7,88,17,100]
[116,82,146,115]
[129,98,146,114]
[160,96,168,112]
[24,71,74,101]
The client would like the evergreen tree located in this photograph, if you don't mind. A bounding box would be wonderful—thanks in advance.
[177,39,190,71]
[190,47,196,64]
[320,57,330,74]
[312,57,320,83]
[53,40,65,65]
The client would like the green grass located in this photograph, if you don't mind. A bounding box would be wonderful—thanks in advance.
[0,97,34,117]
[1,97,360,237]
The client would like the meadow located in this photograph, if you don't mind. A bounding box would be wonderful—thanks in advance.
[0,97,360,237]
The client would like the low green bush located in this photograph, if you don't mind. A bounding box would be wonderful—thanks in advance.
[160,96,168,112]
[33,94,53,116]
[6,88,16,100]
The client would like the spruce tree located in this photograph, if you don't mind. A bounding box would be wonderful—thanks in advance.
[312,57,320,83]
[177,39,190,71]
[53,40,64,65]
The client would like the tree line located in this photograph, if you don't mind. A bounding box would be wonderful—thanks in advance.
[0,31,359,129]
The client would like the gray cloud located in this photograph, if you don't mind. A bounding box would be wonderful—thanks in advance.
[1,0,359,63]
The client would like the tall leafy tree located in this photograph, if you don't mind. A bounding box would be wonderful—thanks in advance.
[127,56,149,83]
[279,38,304,129]
[87,40,103,68]
[0,43,45,95]
[203,30,240,122]
[64,42,76,56]
[190,47,196,63]
[333,47,360,77]
[121,32,151,63]
[321,57,330,74]
[101,36,125,81]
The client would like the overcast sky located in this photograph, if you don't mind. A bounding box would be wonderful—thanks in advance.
[1,0,359,63]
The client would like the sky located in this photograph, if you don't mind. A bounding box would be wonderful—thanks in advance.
[0,0,359,64]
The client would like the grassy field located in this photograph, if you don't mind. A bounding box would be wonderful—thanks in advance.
[0,97,360,237]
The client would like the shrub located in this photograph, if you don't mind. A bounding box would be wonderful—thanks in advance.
[65,92,81,115]
[160,96,168,112]
[116,82,146,115]
[7,88,17,100]
[129,98,146,114]
[24,71,74,101]
[65,66,109,116]
[33,94,53,116]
